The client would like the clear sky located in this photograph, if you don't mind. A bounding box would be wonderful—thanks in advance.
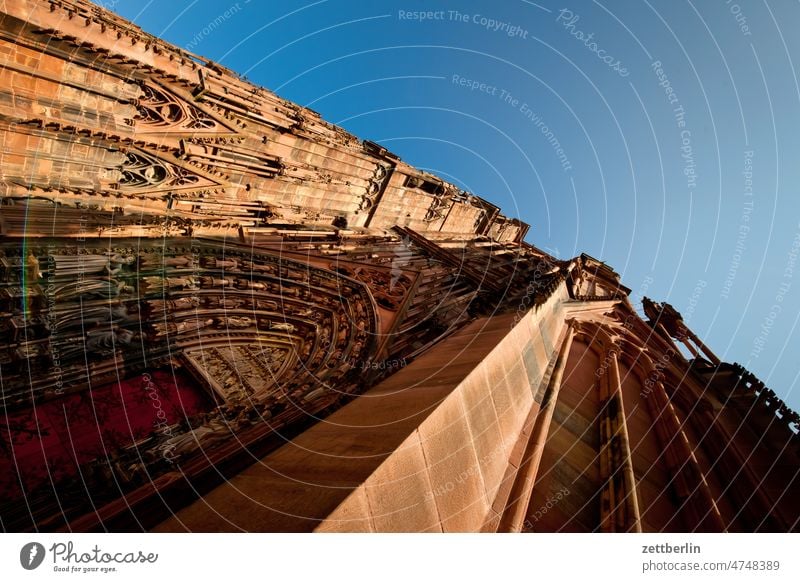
[110,0,800,411]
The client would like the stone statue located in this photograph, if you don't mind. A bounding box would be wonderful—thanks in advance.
[268,322,295,333]
[26,252,42,279]
[85,327,135,352]
[143,275,198,293]
[55,302,133,330]
[140,254,196,268]
[50,253,135,277]
[242,261,276,275]
[176,318,214,334]
[214,258,239,269]
[216,316,253,329]
[56,278,134,300]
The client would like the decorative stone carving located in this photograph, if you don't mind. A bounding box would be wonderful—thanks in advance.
[115,150,217,193]
[134,84,217,130]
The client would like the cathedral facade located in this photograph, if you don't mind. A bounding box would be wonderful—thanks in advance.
[0,0,797,532]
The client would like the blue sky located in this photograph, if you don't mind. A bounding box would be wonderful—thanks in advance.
[112,0,800,411]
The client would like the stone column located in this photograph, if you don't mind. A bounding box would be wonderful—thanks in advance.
[677,333,701,359]
[646,371,726,531]
[685,329,721,365]
[498,320,575,532]
[607,345,642,533]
